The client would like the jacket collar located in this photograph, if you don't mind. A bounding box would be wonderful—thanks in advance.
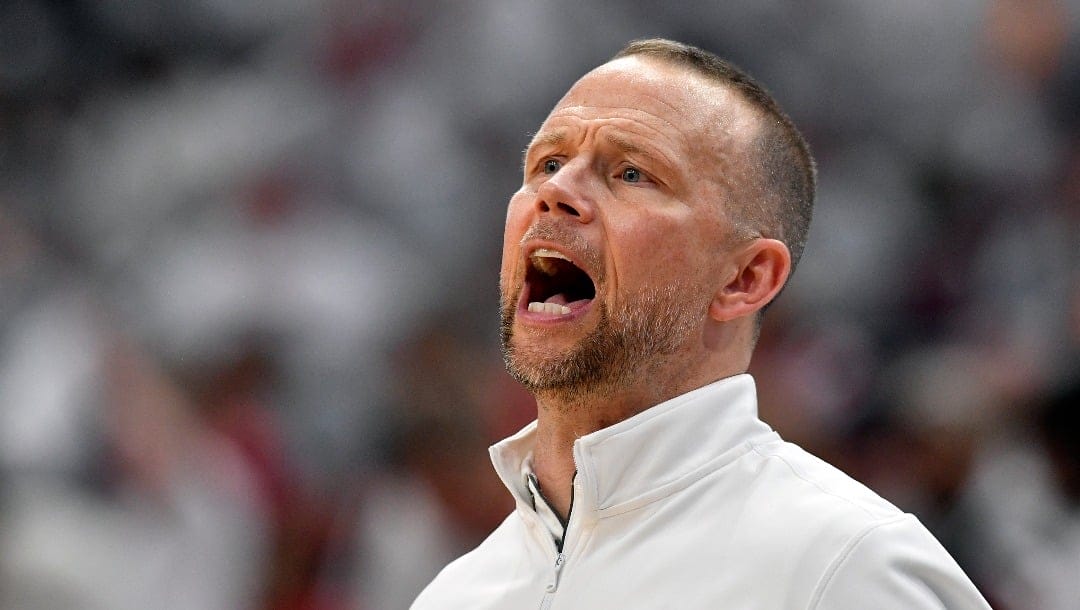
[490,374,775,520]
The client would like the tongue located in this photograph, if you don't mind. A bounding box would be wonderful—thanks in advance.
[544,293,569,306]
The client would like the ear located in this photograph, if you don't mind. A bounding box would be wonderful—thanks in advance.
[709,238,791,323]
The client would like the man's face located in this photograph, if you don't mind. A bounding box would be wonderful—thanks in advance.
[499,56,758,400]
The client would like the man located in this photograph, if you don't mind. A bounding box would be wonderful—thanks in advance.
[412,39,991,609]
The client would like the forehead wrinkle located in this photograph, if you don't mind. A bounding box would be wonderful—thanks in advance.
[551,103,683,137]
[540,110,690,165]
[627,88,695,128]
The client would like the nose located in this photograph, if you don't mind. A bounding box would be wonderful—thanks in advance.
[534,162,595,223]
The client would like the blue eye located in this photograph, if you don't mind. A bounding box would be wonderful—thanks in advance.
[543,159,561,175]
[621,167,642,183]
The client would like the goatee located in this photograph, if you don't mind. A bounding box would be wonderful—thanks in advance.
[499,282,706,406]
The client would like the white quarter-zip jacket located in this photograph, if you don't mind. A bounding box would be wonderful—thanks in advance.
[412,374,992,609]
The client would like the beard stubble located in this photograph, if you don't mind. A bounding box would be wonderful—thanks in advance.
[499,280,708,407]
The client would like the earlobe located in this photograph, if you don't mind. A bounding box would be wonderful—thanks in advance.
[709,239,791,323]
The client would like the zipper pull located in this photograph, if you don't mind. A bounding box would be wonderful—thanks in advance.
[545,553,566,593]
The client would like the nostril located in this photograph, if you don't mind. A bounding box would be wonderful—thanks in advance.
[556,202,580,217]
[538,201,551,212]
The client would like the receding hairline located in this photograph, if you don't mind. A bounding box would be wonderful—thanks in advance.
[603,43,779,178]
[611,39,783,123]
[610,38,817,269]
[600,54,766,127]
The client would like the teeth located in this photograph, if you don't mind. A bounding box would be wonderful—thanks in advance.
[530,249,571,276]
[532,248,570,261]
[528,302,571,315]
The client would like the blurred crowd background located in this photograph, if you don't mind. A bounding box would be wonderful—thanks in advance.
[1,1,1078,609]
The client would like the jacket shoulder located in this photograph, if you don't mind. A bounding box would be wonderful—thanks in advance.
[737,439,988,608]
[808,515,992,609]
[747,437,903,521]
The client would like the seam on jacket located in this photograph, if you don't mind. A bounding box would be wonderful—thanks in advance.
[595,439,762,519]
[578,375,750,449]
[749,440,883,519]
[805,514,910,610]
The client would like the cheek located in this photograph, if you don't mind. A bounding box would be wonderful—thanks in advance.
[500,192,533,287]
[503,188,533,236]
[609,213,718,288]
[613,210,692,259]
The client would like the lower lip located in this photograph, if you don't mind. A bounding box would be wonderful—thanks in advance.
[516,289,595,325]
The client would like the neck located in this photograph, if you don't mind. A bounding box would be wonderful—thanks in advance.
[528,357,744,520]
[524,320,755,521]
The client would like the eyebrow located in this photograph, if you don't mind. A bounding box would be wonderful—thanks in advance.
[605,134,648,157]
[605,133,671,168]
[531,130,567,148]
[520,130,667,167]
[522,130,567,166]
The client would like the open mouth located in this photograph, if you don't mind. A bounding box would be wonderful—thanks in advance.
[524,248,596,315]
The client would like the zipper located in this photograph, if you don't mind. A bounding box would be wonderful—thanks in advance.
[538,552,567,610]
[547,552,566,592]
[536,461,583,609]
